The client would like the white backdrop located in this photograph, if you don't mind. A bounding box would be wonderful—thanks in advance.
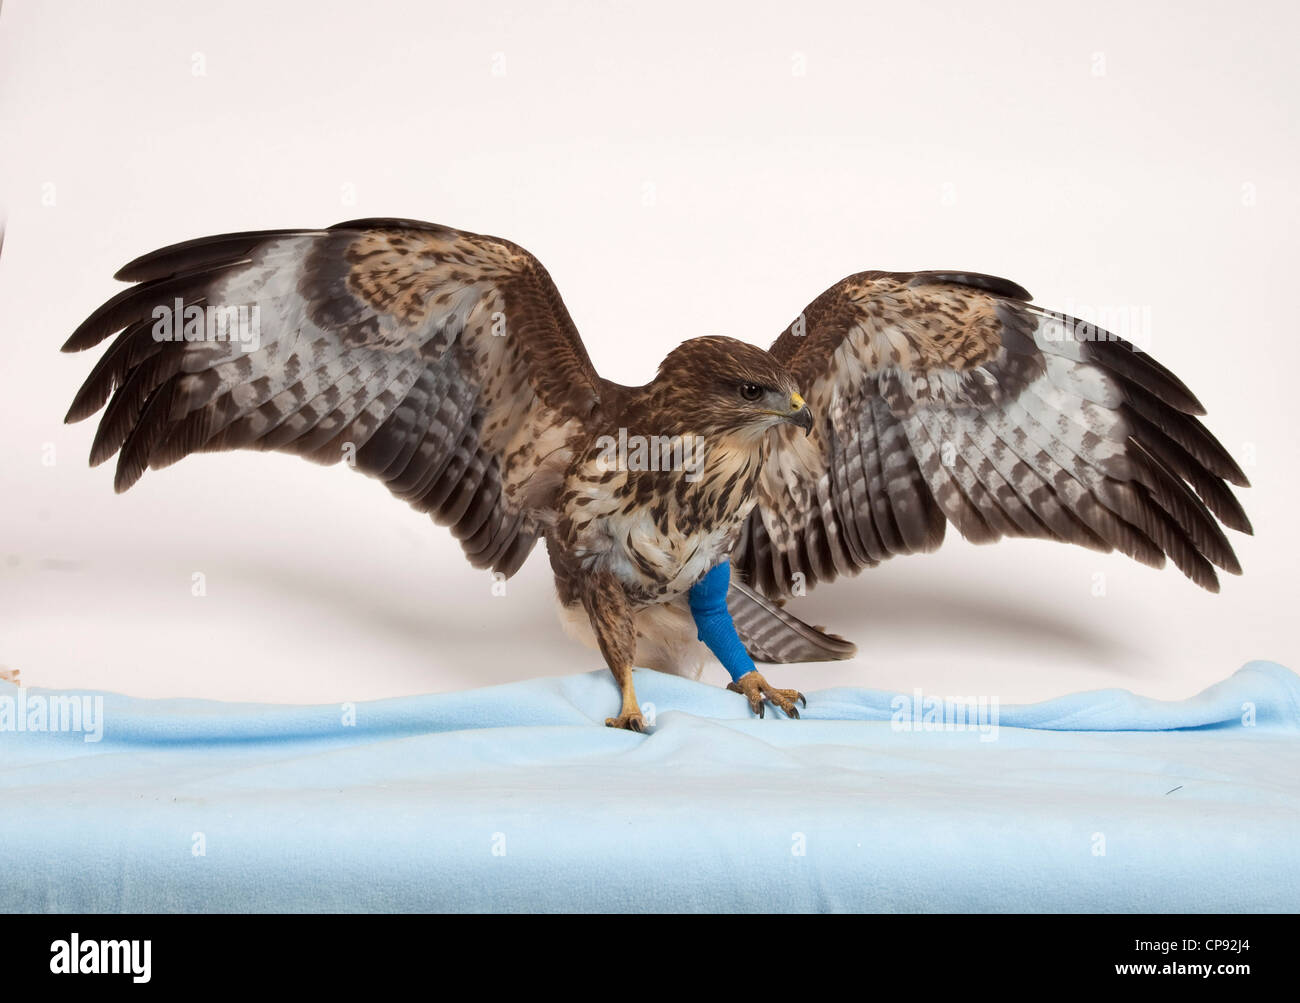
[0,0,1294,705]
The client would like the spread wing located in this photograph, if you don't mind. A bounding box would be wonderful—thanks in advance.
[733,270,1251,598]
[62,217,604,577]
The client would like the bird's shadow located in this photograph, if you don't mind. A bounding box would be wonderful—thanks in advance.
[225,557,559,651]
[226,558,1140,676]
[794,577,1142,672]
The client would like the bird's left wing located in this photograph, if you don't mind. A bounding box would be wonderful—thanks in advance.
[733,270,1251,599]
[63,218,604,577]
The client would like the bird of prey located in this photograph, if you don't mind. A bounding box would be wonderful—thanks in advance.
[62,218,1251,730]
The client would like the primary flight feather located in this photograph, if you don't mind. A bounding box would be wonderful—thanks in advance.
[62,218,1250,728]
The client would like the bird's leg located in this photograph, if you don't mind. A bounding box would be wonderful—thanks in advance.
[726,671,806,720]
[689,561,805,719]
[581,569,645,732]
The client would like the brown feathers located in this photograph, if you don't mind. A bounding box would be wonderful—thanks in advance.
[62,219,605,577]
[735,269,1251,598]
[63,227,1251,632]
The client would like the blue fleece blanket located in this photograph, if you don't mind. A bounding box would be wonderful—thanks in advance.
[1,661,1297,913]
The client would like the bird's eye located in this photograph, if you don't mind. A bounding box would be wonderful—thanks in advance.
[739,383,764,402]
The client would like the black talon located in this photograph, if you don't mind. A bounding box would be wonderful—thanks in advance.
[757,703,765,719]
[788,706,800,720]
[798,693,807,709]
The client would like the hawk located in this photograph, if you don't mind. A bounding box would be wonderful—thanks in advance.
[62,218,1251,730]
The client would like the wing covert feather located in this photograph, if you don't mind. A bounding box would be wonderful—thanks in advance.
[733,271,1250,596]
[63,219,602,576]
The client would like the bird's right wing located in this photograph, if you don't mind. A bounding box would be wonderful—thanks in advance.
[63,218,605,577]
[733,270,1250,599]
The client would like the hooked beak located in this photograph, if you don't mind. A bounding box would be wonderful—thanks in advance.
[783,392,813,435]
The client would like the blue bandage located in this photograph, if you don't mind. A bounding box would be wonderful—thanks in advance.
[688,561,757,684]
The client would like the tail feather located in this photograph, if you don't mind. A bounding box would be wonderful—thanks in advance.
[728,580,857,664]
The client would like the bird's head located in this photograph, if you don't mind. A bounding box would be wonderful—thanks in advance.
[652,336,813,440]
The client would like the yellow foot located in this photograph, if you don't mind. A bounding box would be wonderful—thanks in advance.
[605,708,647,732]
[727,671,806,719]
